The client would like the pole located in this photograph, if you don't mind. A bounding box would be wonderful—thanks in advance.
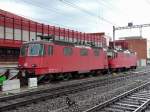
[113,26,115,48]
[139,27,142,37]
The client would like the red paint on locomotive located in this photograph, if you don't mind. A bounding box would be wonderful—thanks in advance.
[18,40,108,76]
[108,50,137,70]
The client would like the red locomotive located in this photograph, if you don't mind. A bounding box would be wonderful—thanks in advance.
[108,41,137,71]
[18,35,137,81]
[108,49,137,71]
[18,35,108,80]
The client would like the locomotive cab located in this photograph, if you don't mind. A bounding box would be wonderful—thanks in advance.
[18,42,46,75]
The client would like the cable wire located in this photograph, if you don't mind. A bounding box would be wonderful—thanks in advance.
[59,0,117,25]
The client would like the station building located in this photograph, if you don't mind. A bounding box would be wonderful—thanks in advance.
[0,9,107,65]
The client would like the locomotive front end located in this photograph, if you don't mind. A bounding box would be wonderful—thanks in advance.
[18,42,45,77]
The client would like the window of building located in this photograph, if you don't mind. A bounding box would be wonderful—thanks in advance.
[63,47,73,56]
[80,48,88,56]
[48,45,53,55]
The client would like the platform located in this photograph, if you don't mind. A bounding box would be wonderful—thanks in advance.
[0,62,18,68]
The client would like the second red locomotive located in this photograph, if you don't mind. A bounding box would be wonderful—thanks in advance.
[108,49,137,71]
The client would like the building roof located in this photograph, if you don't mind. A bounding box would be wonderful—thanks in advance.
[119,36,146,40]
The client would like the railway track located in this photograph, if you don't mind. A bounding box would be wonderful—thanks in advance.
[84,81,150,112]
[0,69,149,111]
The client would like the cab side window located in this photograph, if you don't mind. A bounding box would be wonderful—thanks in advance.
[80,48,88,56]
[63,47,73,56]
[48,45,53,55]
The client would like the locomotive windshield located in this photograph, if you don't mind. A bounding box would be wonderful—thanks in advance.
[20,43,44,56]
[28,44,44,56]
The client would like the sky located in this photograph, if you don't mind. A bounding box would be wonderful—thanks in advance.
[0,0,150,40]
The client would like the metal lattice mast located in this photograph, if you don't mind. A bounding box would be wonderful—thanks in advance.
[113,23,150,48]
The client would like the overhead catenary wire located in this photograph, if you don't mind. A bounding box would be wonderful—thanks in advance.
[19,0,73,19]
[16,0,102,30]
[96,0,129,18]
[59,0,117,26]
[12,0,80,30]
[15,12,78,30]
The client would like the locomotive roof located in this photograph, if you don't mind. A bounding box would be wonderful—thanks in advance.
[22,35,103,49]
[23,40,76,47]
[23,40,102,49]
[23,40,50,44]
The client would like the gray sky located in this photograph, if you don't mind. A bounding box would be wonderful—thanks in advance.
[1,0,150,39]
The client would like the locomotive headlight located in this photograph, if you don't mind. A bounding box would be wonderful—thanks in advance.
[24,63,28,67]
[18,64,22,67]
[32,64,37,67]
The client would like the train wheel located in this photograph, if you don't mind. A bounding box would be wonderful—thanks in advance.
[63,73,70,81]
[68,73,72,79]
[72,73,79,79]
[88,73,93,77]
[79,74,84,79]
[117,68,121,73]
[54,74,61,81]
[48,74,55,82]
[88,71,94,77]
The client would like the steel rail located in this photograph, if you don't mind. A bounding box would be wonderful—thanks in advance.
[0,70,149,111]
[0,70,141,102]
[133,99,150,112]
[0,70,141,111]
[84,82,150,112]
